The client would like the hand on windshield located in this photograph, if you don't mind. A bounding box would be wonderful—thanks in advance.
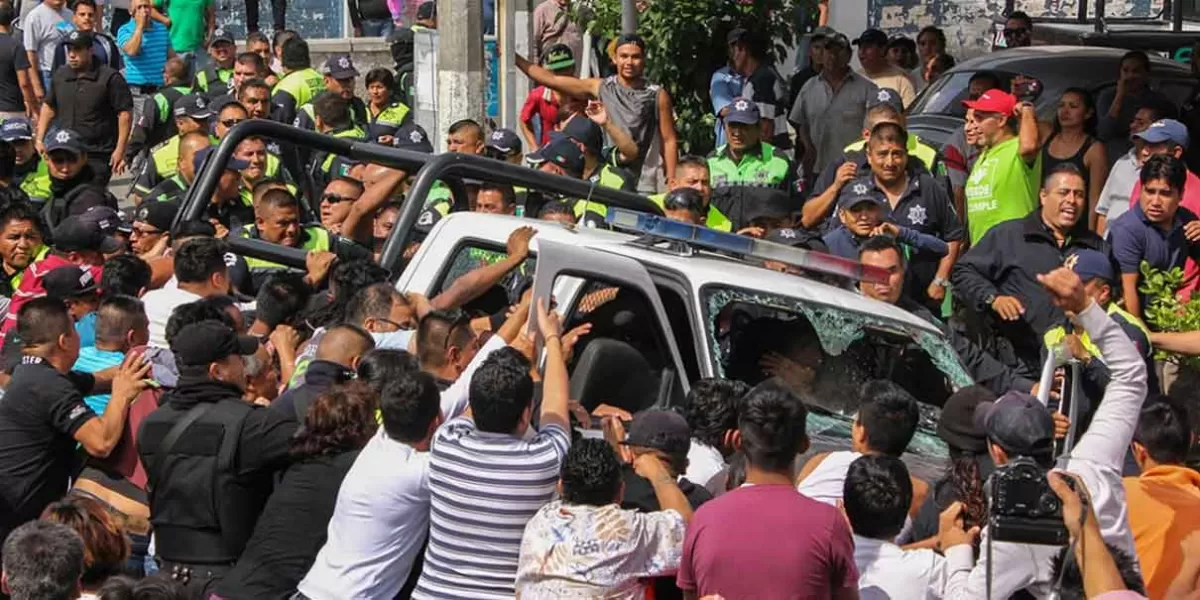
[990,296,1025,321]
[506,225,537,261]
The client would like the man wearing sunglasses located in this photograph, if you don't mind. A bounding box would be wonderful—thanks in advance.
[318,176,363,234]
[415,310,484,391]
[1001,11,1033,49]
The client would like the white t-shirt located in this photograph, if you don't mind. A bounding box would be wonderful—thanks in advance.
[685,440,727,495]
[854,535,974,600]
[142,287,201,348]
[297,428,432,600]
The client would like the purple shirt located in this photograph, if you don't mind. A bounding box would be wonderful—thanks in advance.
[677,484,858,598]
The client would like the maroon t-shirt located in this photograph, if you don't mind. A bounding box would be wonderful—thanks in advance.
[677,484,858,598]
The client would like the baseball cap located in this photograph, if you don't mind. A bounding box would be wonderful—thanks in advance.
[824,32,851,49]
[853,28,888,47]
[324,54,359,80]
[974,390,1055,457]
[837,180,885,210]
[867,87,903,112]
[726,27,751,45]
[209,28,235,46]
[765,227,827,252]
[529,137,585,177]
[963,89,1018,115]
[193,146,250,174]
[486,128,522,155]
[1134,119,1190,148]
[621,409,691,456]
[43,266,99,300]
[1067,249,1115,284]
[387,26,415,47]
[134,200,180,233]
[936,386,995,453]
[543,43,575,71]
[416,1,436,20]
[53,215,122,254]
[0,118,32,142]
[724,97,761,125]
[81,206,132,236]
[393,122,433,153]
[413,206,443,236]
[170,320,259,368]
[560,118,602,157]
[173,94,212,120]
[811,26,835,41]
[44,128,86,157]
[65,30,93,50]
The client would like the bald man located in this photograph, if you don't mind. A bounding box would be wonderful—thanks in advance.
[141,132,212,204]
[270,324,376,420]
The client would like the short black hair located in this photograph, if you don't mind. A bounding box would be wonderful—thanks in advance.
[304,259,392,329]
[468,346,534,433]
[477,183,516,208]
[235,51,266,72]
[1141,153,1188,192]
[918,25,946,47]
[537,200,574,220]
[1134,396,1191,465]
[416,309,473,367]
[165,299,235,344]
[365,67,395,89]
[857,380,920,456]
[170,219,216,242]
[345,282,400,327]
[1120,50,1151,72]
[0,199,47,238]
[95,295,147,347]
[173,237,229,284]
[739,378,809,472]
[258,187,299,211]
[1,521,85,600]
[17,296,74,346]
[1006,10,1033,28]
[663,188,705,217]
[683,378,750,450]
[0,1,15,27]
[867,121,908,148]
[281,36,311,70]
[101,254,151,298]
[843,454,913,540]
[313,92,352,129]
[676,155,709,174]
[1043,161,1086,189]
[357,348,421,395]
[379,370,441,443]
[254,273,311,329]
[858,234,907,268]
[449,119,483,137]
[1051,543,1146,600]
[71,0,97,11]
[561,438,623,506]
[239,78,271,98]
[968,70,1002,91]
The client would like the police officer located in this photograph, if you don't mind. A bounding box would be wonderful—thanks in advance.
[191,146,256,233]
[141,132,210,205]
[138,320,297,597]
[193,29,236,97]
[364,67,413,145]
[524,135,591,224]
[129,57,193,159]
[236,187,371,293]
[305,93,366,195]
[295,55,368,131]
[41,129,118,228]
[132,94,212,201]
[649,155,733,231]
[271,36,326,127]
[2,119,49,204]
[707,96,797,230]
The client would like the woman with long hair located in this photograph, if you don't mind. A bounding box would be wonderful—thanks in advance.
[1041,87,1109,229]
[212,383,379,599]
[40,493,132,598]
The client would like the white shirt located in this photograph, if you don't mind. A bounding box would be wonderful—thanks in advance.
[1096,149,1139,227]
[798,450,862,505]
[854,534,974,600]
[297,428,432,600]
[685,440,726,495]
[142,287,201,348]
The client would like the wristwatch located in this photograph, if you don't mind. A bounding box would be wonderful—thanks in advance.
[933,276,950,288]
[984,294,997,307]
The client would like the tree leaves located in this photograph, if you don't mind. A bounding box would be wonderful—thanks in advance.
[1139,261,1200,370]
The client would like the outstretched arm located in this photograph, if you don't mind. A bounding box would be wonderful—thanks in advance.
[515,53,600,100]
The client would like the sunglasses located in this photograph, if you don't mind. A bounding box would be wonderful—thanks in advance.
[1003,27,1029,36]
[220,118,246,127]
[321,193,357,204]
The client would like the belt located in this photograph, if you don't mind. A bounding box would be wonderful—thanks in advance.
[130,84,160,94]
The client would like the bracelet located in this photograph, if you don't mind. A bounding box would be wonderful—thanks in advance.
[544,334,561,344]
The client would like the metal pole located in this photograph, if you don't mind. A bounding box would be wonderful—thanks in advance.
[621,0,636,35]
[1173,0,1184,32]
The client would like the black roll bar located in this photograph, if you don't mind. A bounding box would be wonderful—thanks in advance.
[377,152,665,274]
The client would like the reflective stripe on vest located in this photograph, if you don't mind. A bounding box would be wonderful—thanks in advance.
[708,142,791,190]
[10,245,49,291]
[197,66,232,92]
[320,128,366,172]
[151,136,182,180]
[274,68,326,108]
[1043,303,1150,359]
[20,162,51,202]
[371,102,411,127]
[239,225,331,270]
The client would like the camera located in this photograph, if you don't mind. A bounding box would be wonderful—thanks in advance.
[987,457,1069,546]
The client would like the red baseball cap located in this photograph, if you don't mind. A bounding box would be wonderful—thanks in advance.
[963,89,1017,115]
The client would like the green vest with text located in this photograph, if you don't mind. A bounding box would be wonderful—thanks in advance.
[708,142,791,190]
[238,224,331,271]
[274,68,326,109]
[20,161,51,203]
[195,66,233,93]
[150,136,182,181]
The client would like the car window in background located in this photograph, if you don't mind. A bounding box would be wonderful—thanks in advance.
[908,70,1016,118]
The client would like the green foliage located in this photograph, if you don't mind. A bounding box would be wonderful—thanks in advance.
[582,0,805,155]
[1139,261,1200,370]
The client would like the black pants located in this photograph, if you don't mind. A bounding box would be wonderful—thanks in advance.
[245,0,286,32]
[109,8,131,37]
[86,155,113,187]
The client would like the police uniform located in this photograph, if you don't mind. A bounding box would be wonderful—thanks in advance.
[307,124,367,195]
[137,322,298,595]
[142,174,187,204]
[192,30,236,98]
[365,100,413,143]
[2,120,49,204]
[133,94,214,198]
[293,55,370,132]
[191,147,257,232]
[707,98,797,230]
[648,192,733,231]
[132,84,192,156]
[271,65,327,126]
[236,223,372,293]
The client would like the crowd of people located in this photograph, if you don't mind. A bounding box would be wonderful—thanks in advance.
[1,1,1200,598]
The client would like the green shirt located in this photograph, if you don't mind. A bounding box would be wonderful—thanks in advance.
[964,136,1040,245]
[157,0,211,53]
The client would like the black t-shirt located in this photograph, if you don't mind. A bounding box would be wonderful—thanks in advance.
[214,450,360,599]
[0,32,29,112]
[744,63,791,150]
[0,357,97,541]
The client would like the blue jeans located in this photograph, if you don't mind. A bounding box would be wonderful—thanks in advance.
[41,70,52,94]
[361,18,394,37]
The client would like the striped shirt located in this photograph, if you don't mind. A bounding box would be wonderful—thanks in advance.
[412,418,571,600]
[116,20,170,86]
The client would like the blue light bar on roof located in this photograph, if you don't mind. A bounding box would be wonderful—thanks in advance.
[606,208,889,285]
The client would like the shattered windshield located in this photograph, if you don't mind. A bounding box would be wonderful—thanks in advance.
[702,285,970,482]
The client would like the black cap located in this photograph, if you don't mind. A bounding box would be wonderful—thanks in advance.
[323,54,359,79]
[170,321,259,367]
[43,266,99,300]
[937,386,995,453]
[726,27,751,45]
[394,122,433,153]
[974,391,1055,457]
[387,26,415,46]
[853,28,889,47]
[867,88,904,112]
[173,94,212,120]
[134,200,180,232]
[622,409,691,456]
[543,43,575,71]
[486,128,522,155]
[561,118,602,157]
[65,30,93,50]
[724,97,761,125]
[529,136,585,177]
[43,128,86,157]
[53,216,122,254]
[81,206,132,236]
[414,206,443,235]
[764,227,827,252]
[416,1,436,19]
[837,180,886,210]
[209,28,235,46]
